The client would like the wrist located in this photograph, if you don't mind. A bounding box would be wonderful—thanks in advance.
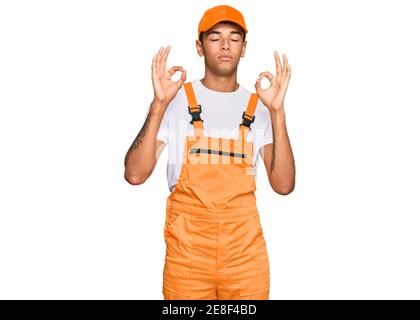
[269,107,285,117]
[269,108,286,126]
[151,98,168,115]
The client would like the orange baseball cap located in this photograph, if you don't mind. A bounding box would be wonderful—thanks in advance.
[197,5,248,40]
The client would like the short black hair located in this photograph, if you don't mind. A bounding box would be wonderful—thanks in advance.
[199,20,246,44]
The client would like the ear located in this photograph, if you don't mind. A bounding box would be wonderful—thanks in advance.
[241,40,247,58]
[196,39,204,57]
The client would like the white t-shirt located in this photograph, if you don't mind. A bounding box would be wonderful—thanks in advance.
[155,79,273,192]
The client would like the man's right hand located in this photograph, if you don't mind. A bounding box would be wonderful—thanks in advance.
[151,45,187,108]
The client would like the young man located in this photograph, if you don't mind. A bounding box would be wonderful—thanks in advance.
[124,5,295,300]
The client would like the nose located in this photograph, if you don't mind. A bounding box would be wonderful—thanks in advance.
[221,38,230,50]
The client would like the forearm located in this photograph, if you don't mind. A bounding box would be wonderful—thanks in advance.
[269,108,295,193]
[124,99,167,183]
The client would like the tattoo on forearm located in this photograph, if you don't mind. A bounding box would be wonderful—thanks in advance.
[270,125,276,174]
[129,103,152,151]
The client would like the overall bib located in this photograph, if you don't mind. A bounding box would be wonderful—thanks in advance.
[162,82,270,300]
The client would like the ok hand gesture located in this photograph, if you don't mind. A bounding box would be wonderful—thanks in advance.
[152,45,187,105]
[255,51,291,111]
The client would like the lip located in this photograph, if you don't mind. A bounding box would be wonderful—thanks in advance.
[218,55,233,61]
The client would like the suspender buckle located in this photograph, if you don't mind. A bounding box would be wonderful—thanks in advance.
[188,105,203,125]
[241,111,255,128]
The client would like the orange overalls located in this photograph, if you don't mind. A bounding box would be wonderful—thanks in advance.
[162,82,270,300]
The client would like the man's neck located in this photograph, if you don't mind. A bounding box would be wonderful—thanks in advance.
[200,76,239,93]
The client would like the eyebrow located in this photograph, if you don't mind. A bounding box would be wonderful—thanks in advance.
[207,30,242,37]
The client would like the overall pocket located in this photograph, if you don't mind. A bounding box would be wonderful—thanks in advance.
[164,211,180,239]
[163,210,192,297]
[235,214,270,297]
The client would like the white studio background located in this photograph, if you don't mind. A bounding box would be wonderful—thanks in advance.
[0,0,419,300]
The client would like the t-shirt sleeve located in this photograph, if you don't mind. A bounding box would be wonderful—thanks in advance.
[257,109,273,159]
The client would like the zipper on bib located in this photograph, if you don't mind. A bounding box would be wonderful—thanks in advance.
[189,148,247,158]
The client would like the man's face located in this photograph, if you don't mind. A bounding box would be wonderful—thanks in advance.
[196,22,247,77]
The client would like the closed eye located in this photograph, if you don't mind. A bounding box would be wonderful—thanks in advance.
[210,39,240,42]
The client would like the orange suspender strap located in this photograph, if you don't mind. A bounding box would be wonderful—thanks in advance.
[239,93,258,161]
[183,82,204,136]
[239,92,258,138]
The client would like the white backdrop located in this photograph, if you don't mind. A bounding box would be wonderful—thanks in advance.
[0,0,419,299]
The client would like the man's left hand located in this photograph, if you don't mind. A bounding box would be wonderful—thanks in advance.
[255,51,291,112]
